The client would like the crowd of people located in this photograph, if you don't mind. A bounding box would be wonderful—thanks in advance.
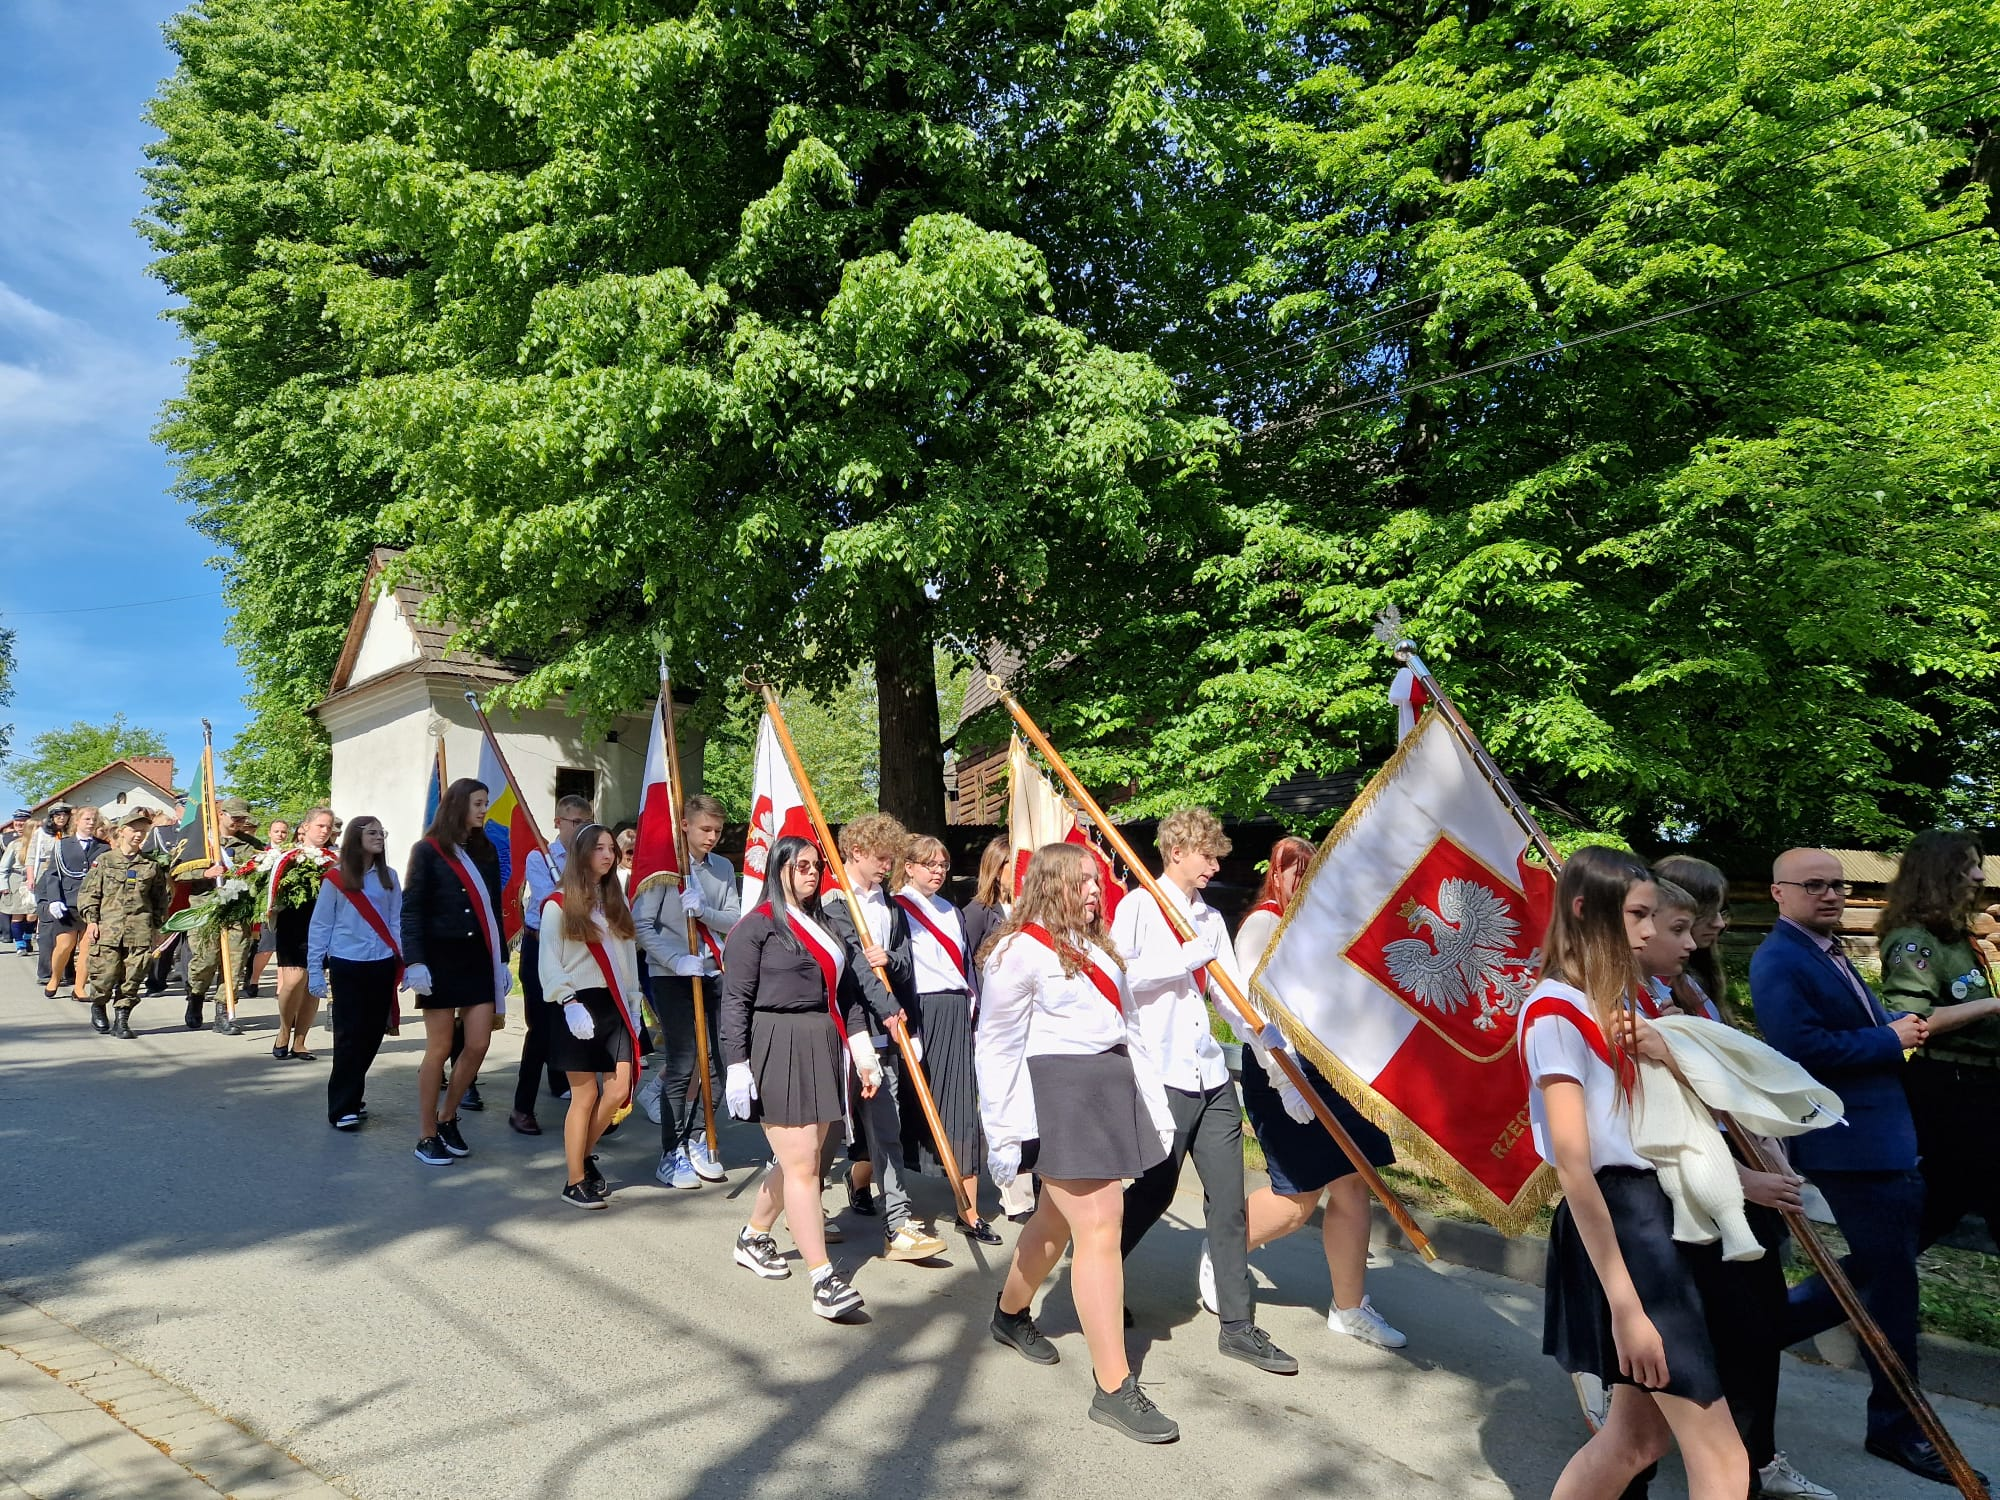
[4,786,1995,1488]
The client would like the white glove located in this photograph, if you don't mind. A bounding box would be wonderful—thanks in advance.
[701,955,722,978]
[847,1032,882,1089]
[1261,1051,1315,1123]
[1180,936,1214,973]
[670,953,707,978]
[403,963,434,995]
[1255,1022,1286,1053]
[725,1061,757,1120]
[987,1140,1022,1189]
[679,884,704,918]
[563,1000,594,1039]
[901,1031,923,1066]
[47,901,66,920]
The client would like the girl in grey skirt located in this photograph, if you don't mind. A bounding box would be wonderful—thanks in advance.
[720,834,873,1322]
[975,843,1180,1444]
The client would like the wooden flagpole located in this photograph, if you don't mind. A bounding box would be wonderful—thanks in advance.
[199,719,241,1024]
[658,671,720,1161]
[990,683,1435,1260]
[462,692,552,865]
[755,683,979,1225]
[1389,628,1985,1497]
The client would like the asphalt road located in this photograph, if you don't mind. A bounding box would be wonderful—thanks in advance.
[4,959,1997,1499]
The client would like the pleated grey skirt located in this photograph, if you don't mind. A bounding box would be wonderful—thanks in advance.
[748,1007,845,1127]
[1026,1046,1166,1182]
[902,990,983,1175]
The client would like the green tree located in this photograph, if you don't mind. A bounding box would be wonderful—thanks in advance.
[1032,0,2000,846]
[8,716,171,803]
[0,626,14,766]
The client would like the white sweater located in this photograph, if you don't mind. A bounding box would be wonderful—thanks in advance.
[536,898,641,1009]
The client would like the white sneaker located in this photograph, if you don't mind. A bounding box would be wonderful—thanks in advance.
[636,1072,665,1125]
[1759,1454,1836,1500]
[1571,1373,1609,1433]
[1328,1295,1407,1349]
[884,1221,948,1260]
[654,1149,700,1190]
[688,1134,727,1182]
[1197,1238,1218,1315]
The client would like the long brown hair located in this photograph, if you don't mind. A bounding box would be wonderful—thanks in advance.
[1254,836,1317,910]
[981,843,1120,975]
[1541,845,1653,1048]
[425,777,496,863]
[972,835,1009,907]
[338,816,394,892]
[1878,830,1984,943]
[1652,854,1729,1007]
[560,824,635,942]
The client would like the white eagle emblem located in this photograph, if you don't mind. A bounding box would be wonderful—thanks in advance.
[1382,878,1536,1031]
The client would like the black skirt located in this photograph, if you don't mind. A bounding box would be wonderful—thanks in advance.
[749,1007,845,1127]
[1544,1166,1725,1405]
[1025,1046,1166,1182]
[417,936,496,1011]
[1241,1051,1393,1195]
[547,988,636,1075]
[902,990,983,1175]
[273,902,312,968]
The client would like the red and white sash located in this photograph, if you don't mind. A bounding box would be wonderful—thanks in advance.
[1517,988,1639,1095]
[760,901,848,1042]
[427,838,507,1008]
[894,891,967,984]
[323,867,404,1029]
[1022,923,1125,1013]
[545,894,643,1076]
[1249,899,1284,919]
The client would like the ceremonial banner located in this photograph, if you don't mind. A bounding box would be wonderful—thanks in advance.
[1005,734,1125,918]
[1389,665,1431,741]
[1252,710,1560,1233]
[475,733,536,941]
[628,694,680,898]
[423,736,446,831]
[740,713,818,911]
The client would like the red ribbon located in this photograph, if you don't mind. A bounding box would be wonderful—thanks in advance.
[894,893,967,982]
[321,868,403,1030]
[1023,923,1123,1012]
[545,893,644,1078]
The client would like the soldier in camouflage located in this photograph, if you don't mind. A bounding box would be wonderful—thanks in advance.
[184,796,265,1036]
[80,811,173,1039]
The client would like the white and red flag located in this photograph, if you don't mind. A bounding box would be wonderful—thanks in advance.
[1389,665,1431,740]
[740,712,821,911]
[627,694,680,899]
[1006,733,1124,919]
[1251,710,1560,1233]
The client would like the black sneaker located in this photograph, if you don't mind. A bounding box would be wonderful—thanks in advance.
[733,1228,790,1280]
[414,1136,453,1166]
[990,1302,1059,1365]
[460,1083,485,1112]
[811,1272,865,1320]
[584,1154,607,1197]
[331,1114,361,1132]
[1089,1376,1179,1443]
[1218,1324,1298,1375]
[562,1180,607,1210]
[437,1119,471,1157]
[846,1170,876,1216]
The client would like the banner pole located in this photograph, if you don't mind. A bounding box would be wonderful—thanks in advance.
[756,684,980,1225]
[462,692,552,864]
[989,682,1434,1260]
[200,719,241,1023]
[659,671,721,1162]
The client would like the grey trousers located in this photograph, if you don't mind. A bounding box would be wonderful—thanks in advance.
[848,1046,914,1231]
[1119,1081,1253,1322]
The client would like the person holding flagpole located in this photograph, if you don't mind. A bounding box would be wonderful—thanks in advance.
[720,832,868,1320]
[1233,835,1406,1349]
[510,794,594,1137]
[978,842,1180,1442]
[634,792,738,1188]
[309,816,404,1131]
[1110,807,1298,1377]
[895,835,999,1244]
[539,823,643,1209]
[402,778,509,1168]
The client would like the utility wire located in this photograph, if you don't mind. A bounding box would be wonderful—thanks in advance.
[2,592,217,618]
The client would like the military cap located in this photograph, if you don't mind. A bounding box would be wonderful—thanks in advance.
[220,796,253,816]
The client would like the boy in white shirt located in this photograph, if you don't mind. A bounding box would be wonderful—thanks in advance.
[1111,807,1297,1376]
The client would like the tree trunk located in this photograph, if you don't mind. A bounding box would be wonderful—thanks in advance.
[874,601,946,836]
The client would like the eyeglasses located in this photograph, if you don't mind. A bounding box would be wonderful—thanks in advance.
[912,858,950,871]
[1776,879,1852,896]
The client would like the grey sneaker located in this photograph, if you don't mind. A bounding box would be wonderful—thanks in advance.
[810,1272,865,1320]
[733,1228,790,1280]
[1758,1454,1837,1500]
[1218,1324,1298,1374]
[1088,1376,1179,1443]
[990,1302,1059,1365]
[655,1148,700,1190]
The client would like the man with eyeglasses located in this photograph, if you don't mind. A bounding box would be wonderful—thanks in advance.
[1752,849,1969,1488]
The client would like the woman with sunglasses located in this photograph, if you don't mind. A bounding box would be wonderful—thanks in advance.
[310,816,403,1131]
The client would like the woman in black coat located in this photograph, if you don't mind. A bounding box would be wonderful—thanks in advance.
[401,778,509,1167]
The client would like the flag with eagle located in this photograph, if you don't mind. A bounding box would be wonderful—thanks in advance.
[1250,709,1560,1234]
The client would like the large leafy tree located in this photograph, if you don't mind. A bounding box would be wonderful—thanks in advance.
[1033,0,2000,846]
[0,626,14,766]
[7,716,171,803]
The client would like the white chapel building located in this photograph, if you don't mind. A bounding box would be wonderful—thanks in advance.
[314,549,698,852]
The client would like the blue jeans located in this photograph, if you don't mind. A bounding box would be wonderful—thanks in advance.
[1783,1167,1925,1445]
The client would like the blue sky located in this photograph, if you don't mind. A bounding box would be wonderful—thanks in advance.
[0,0,245,810]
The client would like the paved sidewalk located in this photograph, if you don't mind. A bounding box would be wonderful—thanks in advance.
[0,1295,348,1499]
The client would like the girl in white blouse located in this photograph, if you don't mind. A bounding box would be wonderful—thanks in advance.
[976,843,1178,1444]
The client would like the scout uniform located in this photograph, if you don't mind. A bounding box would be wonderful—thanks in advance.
[80,814,173,1038]
[185,797,265,1035]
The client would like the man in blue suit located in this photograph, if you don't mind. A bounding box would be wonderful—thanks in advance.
[1752,847,1967,1487]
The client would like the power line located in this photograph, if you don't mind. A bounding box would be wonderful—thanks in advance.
[2,592,217,618]
[1248,223,1985,437]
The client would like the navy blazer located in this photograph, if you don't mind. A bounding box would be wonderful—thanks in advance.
[1750,918,1916,1173]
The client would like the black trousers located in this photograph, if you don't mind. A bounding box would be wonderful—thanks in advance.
[1907,1058,2000,1253]
[511,930,566,1115]
[1119,1081,1253,1323]
[655,973,725,1152]
[327,957,398,1123]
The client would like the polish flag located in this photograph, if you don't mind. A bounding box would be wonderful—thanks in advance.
[1251,710,1560,1234]
[740,713,820,911]
[1389,666,1431,740]
[1005,733,1124,919]
[627,694,681,898]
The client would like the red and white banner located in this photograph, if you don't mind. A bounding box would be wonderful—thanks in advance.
[740,713,820,911]
[1005,734,1124,919]
[628,694,680,898]
[1389,666,1431,740]
[1252,710,1559,1233]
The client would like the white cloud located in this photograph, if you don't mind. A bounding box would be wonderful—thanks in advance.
[0,276,169,441]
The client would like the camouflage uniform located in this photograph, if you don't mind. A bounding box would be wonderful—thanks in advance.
[79,841,171,1035]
